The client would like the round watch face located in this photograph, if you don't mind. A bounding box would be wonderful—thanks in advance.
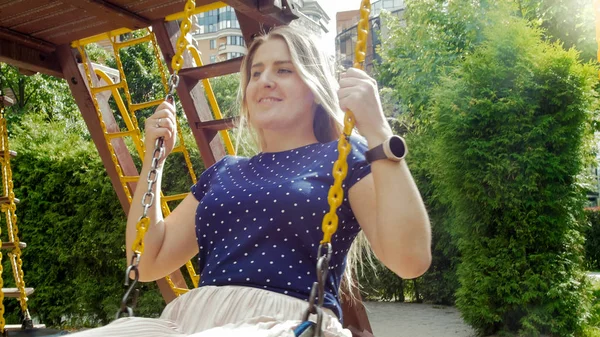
[389,136,406,158]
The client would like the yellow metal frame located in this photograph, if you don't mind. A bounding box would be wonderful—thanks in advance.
[71,2,227,48]
[0,102,30,332]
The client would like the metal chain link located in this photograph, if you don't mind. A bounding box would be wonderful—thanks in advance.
[118,0,196,318]
[0,99,6,334]
[303,1,371,336]
[117,137,164,318]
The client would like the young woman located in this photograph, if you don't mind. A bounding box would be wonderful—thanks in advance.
[72,25,431,337]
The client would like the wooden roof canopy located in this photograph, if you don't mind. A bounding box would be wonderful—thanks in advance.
[0,2,376,334]
[0,0,299,78]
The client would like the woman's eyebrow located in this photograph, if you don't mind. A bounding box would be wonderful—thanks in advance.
[251,60,292,69]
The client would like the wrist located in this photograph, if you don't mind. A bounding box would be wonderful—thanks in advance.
[364,127,394,149]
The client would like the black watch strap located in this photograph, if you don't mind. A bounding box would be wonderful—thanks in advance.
[365,135,407,163]
[365,144,387,163]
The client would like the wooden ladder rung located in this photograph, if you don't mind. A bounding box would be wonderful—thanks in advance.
[0,150,17,158]
[1,242,26,249]
[0,197,20,205]
[196,117,237,132]
[2,287,34,297]
[4,324,46,331]
[178,57,243,81]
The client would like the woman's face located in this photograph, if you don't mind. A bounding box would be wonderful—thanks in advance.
[245,38,316,133]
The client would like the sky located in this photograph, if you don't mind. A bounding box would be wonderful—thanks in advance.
[317,0,362,55]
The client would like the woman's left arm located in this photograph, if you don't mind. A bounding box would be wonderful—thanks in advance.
[338,68,431,279]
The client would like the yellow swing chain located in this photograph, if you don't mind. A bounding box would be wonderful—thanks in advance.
[0,96,32,328]
[0,98,5,334]
[303,1,371,335]
[321,0,370,245]
[118,0,197,318]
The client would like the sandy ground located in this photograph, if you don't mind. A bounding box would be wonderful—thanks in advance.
[363,302,476,337]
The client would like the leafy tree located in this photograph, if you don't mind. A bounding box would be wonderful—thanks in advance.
[0,64,83,129]
[377,0,489,118]
[208,74,240,119]
[375,0,494,305]
[431,10,596,336]
[517,0,597,62]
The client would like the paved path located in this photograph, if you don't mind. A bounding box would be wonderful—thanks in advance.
[363,302,476,337]
[362,273,600,337]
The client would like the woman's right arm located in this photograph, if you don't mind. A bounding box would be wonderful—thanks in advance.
[126,101,200,282]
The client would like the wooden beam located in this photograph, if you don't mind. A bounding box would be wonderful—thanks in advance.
[55,44,132,212]
[56,43,189,304]
[235,9,266,46]
[196,117,238,143]
[61,0,151,30]
[152,19,227,167]
[178,57,243,81]
[258,0,284,14]
[225,0,297,27]
[0,27,55,53]
[1,97,14,108]
[0,38,62,78]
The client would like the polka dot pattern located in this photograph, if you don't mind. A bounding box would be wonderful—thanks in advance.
[190,135,371,319]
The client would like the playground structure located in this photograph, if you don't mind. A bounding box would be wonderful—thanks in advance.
[0,1,374,336]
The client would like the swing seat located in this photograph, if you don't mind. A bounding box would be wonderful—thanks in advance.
[293,321,315,337]
[3,326,68,337]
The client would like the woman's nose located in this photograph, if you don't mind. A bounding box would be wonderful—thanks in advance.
[259,71,275,88]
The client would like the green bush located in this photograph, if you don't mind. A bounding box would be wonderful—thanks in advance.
[431,11,596,336]
[0,115,166,327]
[585,210,600,271]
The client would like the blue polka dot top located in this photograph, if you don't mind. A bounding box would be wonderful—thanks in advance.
[190,135,371,319]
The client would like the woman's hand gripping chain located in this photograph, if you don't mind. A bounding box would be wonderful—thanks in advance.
[144,101,178,162]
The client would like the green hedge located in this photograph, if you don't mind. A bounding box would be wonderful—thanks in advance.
[585,210,600,271]
[431,11,595,336]
[0,115,206,327]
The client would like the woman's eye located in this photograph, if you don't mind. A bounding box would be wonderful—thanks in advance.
[252,71,261,77]
[278,69,292,74]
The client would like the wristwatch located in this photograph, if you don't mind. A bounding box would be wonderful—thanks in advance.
[365,135,407,163]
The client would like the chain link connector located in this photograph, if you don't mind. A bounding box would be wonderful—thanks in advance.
[166,74,180,102]
[301,243,332,337]
[117,262,139,319]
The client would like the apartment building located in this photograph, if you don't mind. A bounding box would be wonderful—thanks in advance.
[192,1,329,65]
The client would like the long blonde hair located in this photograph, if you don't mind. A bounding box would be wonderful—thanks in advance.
[235,25,373,299]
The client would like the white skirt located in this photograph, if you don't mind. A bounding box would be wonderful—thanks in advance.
[69,285,351,337]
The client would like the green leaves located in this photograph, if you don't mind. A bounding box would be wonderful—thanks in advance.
[431,10,595,336]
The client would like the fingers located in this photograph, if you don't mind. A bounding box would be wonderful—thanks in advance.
[340,68,377,86]
[145,101,178,141]
[152,117,176,139]
[151,101,176,125]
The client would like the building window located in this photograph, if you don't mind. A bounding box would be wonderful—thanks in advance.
[195,6,241,34]
[210,39,216,49]
[227,35,245,46]
[226,52,244,60]
[210,55,216,63]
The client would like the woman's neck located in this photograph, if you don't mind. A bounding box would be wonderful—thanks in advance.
[260,129,318,153]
